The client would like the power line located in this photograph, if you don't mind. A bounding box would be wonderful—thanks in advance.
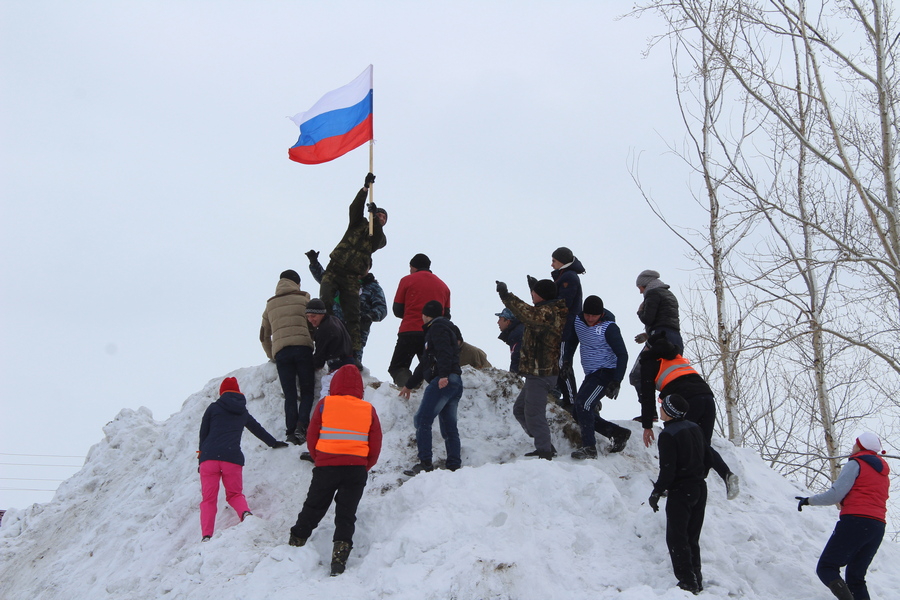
[0,452,84,459]
[0,463,82,468]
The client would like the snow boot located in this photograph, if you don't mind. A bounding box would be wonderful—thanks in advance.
[524,444,557,459]
[677,580,700,595]
[725,472,740,500]
[288,533,307,547]
[300,451,314,463]
[826,578,854,600]
[571,446,598,460]
[293,428,307,446]
[330,541,352,576]
[608,428,631,453]
[404,461,433,476]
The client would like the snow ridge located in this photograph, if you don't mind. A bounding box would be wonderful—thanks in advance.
[1,364,898,599]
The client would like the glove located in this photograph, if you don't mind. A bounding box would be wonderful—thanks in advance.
[272,441,289,449]
[305,249,319,263]
[649,492,661,513]
[526,275,538,290]
[795,496,809,511]
[367,202,377,214]
[364,172,376,188]
[495,281,508,296]
[605,381,620,399]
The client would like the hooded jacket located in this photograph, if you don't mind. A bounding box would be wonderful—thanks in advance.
[307,365,382,470]
[638,280,680,333]
[326,188,387,277]
[405,316,463,388]
[551,258,585,341]
[198,392,279,466]
[260,278,314,359]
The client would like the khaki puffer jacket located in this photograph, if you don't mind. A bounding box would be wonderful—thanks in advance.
[260,279,314,359]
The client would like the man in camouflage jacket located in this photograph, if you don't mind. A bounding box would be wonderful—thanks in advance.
[496,277,567,459]
[319,173,387,355]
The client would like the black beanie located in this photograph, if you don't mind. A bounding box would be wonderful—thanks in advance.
[583,295,604,315]
[422,300,444,318]
[533,279,558,301]
[661,394,689,419]
[552,247,574,264]
[410,253,431,270]
[280,269,301,285]
[306,298,327,314]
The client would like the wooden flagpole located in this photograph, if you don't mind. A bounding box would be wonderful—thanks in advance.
[368,139,374,236]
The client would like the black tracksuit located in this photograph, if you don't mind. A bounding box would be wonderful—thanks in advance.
[653,418,710,591]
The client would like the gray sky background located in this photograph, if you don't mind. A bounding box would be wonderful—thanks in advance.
[1,1,703,509]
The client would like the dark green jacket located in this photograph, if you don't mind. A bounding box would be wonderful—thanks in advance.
[327,187,387,277]
[501,292,567,377]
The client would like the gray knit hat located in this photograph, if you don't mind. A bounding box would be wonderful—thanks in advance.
[636,269,661,288]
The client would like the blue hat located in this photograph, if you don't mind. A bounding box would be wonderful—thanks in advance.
[495,308,515,319]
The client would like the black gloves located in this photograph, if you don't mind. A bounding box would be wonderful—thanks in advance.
[526,275,538,290]
[605,381,620,399]
[796,496,809,511]
[496,281,508,297]
[305,249,319,263]
[364,172,376,188]
[649,492,661,513]
[367,202,378,213]
[272,441,289,449]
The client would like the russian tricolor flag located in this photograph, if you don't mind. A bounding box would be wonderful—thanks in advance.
[288,65,373,165]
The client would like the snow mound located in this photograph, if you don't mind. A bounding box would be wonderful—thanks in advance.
[2,364,898,599]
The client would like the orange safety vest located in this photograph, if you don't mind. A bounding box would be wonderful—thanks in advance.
[317,395,373,458]
[655,355,699,391]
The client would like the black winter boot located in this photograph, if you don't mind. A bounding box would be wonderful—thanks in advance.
[330,541,352,576]
[288,533,307,547]
[826,578,854,600]
[609,428,631,453]
[404,461,433,476]
[571,446,598,460]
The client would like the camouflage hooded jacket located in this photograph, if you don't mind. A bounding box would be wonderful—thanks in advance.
[326,187,387,277]
[501,292,567,377]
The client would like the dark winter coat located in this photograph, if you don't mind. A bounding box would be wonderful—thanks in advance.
[551,258,585,341]
[638,283,680,333]
[652,418,710,496]
[500,291,567,377]
[309,259,388,347]
[325,187,387,278]
[312,314,354,370]
[198,392,279,466]
[406,316,462,388]
[497,318,525,373]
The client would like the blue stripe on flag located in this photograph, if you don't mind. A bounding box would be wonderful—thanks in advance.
[292,91,372,149]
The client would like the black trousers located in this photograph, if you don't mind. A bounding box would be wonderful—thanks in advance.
[683,393,731,482]
[388,331,425,385]
[665,479,707,589]
[291,465,368,543]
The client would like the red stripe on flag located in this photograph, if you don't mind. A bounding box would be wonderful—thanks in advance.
[288,114,373,165]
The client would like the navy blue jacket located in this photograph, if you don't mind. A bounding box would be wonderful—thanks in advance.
[498,318,525,373]
[199,392,278,466]
[653,418,710,495]
[406,316,462,388]
[551,258,585,341]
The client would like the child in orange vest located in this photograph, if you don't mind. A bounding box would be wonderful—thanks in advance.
[288,364,382,576]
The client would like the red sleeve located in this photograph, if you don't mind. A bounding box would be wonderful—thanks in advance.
[367,408,383,470]
[393,276,408,304]
[306,400,324,461]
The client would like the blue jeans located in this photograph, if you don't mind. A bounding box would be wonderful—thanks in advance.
[413,373,463,468]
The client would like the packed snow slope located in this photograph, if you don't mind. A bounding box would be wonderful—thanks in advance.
[2,365,899,600]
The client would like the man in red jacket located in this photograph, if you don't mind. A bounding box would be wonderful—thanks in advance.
[796,432,890,600]
[388,253,451,386]
[288,364,382,577]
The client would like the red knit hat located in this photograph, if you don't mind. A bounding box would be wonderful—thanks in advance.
[219,377,241,395]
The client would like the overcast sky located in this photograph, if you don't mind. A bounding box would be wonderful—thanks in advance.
[0,1,701,509]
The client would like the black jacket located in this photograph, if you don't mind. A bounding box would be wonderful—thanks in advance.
[406,316,462,388]
[498,318,525,373]
[653,418,709,495]
[312,314,353,370]
[198,392,278,466]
